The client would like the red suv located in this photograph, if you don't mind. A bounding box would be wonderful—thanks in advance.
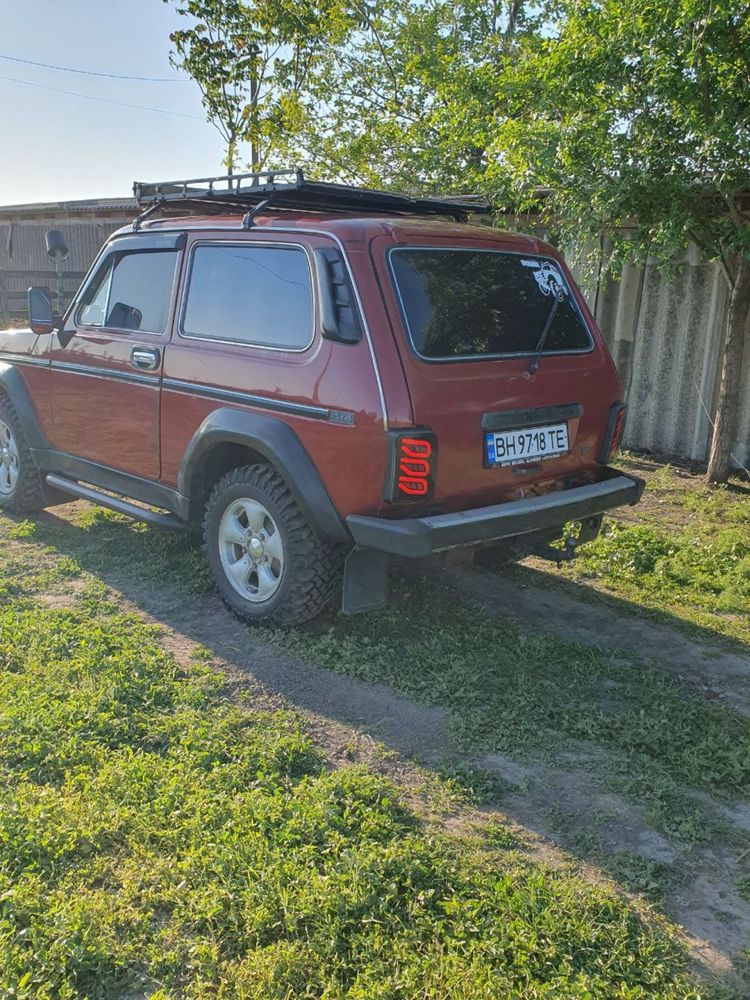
[0,171,641,625]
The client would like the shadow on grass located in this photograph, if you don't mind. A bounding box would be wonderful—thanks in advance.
[5,502,750,973]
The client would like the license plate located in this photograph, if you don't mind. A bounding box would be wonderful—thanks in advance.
[484,422,569,467]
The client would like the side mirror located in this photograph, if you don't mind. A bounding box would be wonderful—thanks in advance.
[28,287,55,335]
[45,230,69,262]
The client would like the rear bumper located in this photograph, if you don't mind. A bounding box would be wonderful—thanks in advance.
[346,468,644,558]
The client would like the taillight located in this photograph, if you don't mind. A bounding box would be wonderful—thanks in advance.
[384,429,437,503]
[600,402,626,463]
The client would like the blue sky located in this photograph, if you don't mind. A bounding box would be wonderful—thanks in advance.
[0,0,232,205]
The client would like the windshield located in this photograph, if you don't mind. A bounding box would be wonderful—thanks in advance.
[389,247,592,361]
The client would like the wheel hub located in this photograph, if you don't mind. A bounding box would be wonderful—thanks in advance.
[245,534,264,561]
[0,419,19,495]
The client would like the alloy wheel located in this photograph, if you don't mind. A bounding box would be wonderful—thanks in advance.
[218,497,285,602]
[0,419,19,496]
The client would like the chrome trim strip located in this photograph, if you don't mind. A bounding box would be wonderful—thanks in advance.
[162,377,333,421]
[0,353,49,367]
[51,360,160,387]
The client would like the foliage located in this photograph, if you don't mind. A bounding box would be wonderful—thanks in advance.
[276,0,536,191]
[0,600,703,998]
[167,0,357,170]
[493,0,750,271]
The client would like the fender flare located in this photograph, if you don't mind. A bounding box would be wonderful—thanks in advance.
[178,407,351,544]
[0,362,48,450]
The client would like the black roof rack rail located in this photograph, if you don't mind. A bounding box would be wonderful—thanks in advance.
[131,168,489,228]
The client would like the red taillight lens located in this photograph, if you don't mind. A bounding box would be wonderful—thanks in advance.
[384,430,437,502]
[601,403,627,463]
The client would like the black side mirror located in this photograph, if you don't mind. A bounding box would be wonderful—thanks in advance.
[28,287,55,335]
[45,230,69,262]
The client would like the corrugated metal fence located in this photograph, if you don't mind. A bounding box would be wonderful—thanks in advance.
[1,201,748,469]
[571,244,748,469]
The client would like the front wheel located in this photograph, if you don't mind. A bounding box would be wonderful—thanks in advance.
[0,396,44,514]
[203,464,342,627]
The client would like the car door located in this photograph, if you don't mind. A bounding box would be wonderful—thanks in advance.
[48,232,183,480]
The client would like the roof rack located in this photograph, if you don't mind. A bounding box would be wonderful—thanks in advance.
[131,168,489,229]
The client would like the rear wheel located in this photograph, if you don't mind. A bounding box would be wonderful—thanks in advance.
[0,397,44,514]
[203,464,342,626]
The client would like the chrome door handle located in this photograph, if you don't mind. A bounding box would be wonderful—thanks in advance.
[130,346,161,371]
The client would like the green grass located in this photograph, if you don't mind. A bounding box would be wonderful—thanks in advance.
[0,598,706,999]
[268,575,750,844]
[556,462,750,644]
[0,461,747,994]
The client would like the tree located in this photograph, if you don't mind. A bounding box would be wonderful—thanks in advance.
[278,0,534,190]
[493,0,750,483]
[287,0,749,482]
[167,0,356,172]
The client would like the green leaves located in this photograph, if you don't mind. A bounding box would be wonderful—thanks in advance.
[166,0,360,170]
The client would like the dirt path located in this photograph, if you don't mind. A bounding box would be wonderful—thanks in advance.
[457,564,750,714]
[73,556,750,973]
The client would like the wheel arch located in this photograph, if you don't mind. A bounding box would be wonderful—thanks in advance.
[0,363,48,451]
[179,407,351,544]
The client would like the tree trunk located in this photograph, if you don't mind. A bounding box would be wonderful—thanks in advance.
[706,255,750,483]
[249,74,260,172]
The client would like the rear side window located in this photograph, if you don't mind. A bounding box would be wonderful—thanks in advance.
[389,248,592,360]
[77,250,177,333]
[181,244,313,350]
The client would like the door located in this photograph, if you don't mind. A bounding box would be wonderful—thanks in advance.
[370,234,622,509]
[48,233,183,480]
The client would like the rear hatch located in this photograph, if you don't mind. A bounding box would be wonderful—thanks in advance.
[370,229,622,511]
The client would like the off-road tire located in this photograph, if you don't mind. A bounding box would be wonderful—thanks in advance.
[203,463,342,627]
[0,395,45,514]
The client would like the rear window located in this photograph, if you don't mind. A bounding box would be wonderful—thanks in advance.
[181,244,313,350]
[389,248,592,360]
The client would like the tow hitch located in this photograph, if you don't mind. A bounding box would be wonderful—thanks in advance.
[536,514,604,566]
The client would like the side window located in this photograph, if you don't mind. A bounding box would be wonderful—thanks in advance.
[76,250,177,333]
[181,244,313,350]
[78,259,113,327]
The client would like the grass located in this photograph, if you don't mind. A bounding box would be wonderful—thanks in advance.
[552,457,750,644]
[0,596,706,999]
[0,456,748,994]
[266,574,749,847]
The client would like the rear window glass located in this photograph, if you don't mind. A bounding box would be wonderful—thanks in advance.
[181,244,312,350]
[389,248,592,360]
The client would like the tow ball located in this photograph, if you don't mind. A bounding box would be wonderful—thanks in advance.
[539,514,604,566]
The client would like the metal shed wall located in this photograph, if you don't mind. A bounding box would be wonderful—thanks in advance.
[0,199,136,321]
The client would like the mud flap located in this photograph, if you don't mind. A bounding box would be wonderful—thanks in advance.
[342,547,388,614]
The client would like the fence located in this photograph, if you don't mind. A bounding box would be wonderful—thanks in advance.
[574,243,749,470]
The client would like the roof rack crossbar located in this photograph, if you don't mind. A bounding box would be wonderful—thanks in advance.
[132,168,489,221]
